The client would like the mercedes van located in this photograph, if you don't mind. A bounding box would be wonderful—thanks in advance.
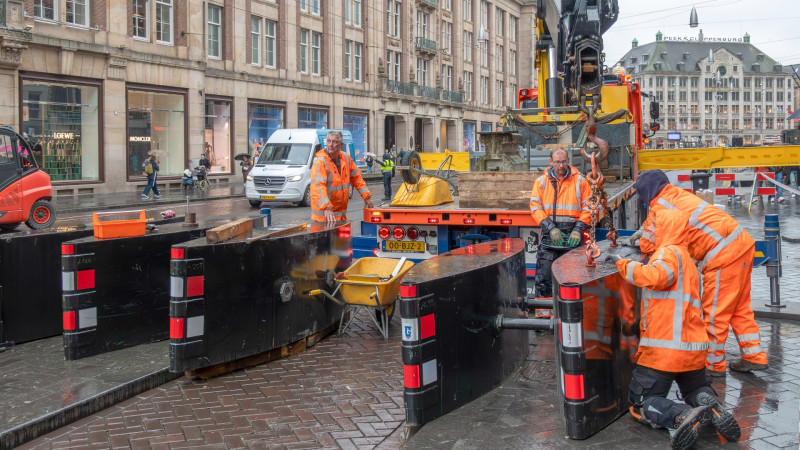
[245,129,360,207]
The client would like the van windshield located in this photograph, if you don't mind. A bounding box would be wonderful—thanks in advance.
[257,143,313,165]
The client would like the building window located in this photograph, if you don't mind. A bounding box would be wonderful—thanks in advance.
[442,65,453,91]
[463,31,473,62]
[66,0,89,26]
[441,0,452,11]
[133,0,149,39]
[344,40,351,80]
[251,17,262,66]
[495,8,503,36]
[765,78,773,88]
[387,50,401,81]
[416,58,429,86]
[301,0,320,15]
[744,77,751,88]
[509,50,516,76]
[417,11,429,39]
[300,29,309,73]
[679,77,687,87]
[479,40,488,67]
[386,0,400,37]
[480,1,489,30]
[311,31,321,76]
[656,77,664,87]
[343,111,368,167]
[127,88,185,178]
[777,78,784,88]
[679,91,686,102]
[464,71,473,101]
[463,0,472,21]
[495,80,504,106]
[480,75,489,104]
[495,44,503,72]
[22,78,101,182]
[207,5,221,59]
[248,102,284,149]
[441,21,452,54]
[510,16,518,42]
[744,91,750,102]
[354,42,362,82]
[204,98,232,174]
[265,20,276,68]
[345,0,362,27]
[155,0,173,45]
[509,83,517,107]
[298,106,328,129]
[668,91,675,102]
[34,0,56,20]
[463,122,476,152]
[691,91,698,102]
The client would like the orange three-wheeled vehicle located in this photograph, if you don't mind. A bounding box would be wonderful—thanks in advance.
[0,125,56,231]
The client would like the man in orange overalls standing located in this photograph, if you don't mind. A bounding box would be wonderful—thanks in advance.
[310,130,373,223]
[615,209,740,450]
[635,169,768,377]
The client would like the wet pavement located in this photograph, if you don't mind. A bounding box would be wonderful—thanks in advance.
[2,183,799,449]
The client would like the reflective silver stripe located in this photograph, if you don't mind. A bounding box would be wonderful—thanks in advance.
[530,196,542,203]
[689,202,725,243]
[330,183,349,192]
[646,289,701,309]
[740,345,764,355]
[350,168,358,176]
[656,197,678,210]
[639,337,710,351]
[736,333,762,343]
[707,353,726,363]
[698,225,744,271]
[575,175,583,205]
[671,247,686,342]
[710,342,726,350]
[357,186,368,194]
[316,198,329,208]
[641,287,648,330]
[653,260,674,285]
[531,206,543,212]
[554,218,577,225]
[310,176,327,183]
[555,203,581,212]
[709,270,721,340]
[626,261,637,285]
[332,211,346,218]
[583,331,612,345]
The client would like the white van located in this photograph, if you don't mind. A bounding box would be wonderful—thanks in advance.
[245,129,359,208]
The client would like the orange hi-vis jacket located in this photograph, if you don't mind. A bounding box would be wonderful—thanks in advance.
[639,184,754,272]
[529,166,592,232]
[616,209,709,373]
[310,149,371,222]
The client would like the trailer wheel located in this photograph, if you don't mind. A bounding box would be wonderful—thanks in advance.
[400,150,422,184]
[249,199,262,208]
[26,200,56,229]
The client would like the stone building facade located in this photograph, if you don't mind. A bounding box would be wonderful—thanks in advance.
[618,31,794,148]
[0,0,536,195]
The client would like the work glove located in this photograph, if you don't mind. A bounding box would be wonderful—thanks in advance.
[626,228,644,247]
[568,230,582,247]
[549,228,564,245]
[603,253,623,263]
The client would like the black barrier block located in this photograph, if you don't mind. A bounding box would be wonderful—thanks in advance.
[0,226,94,344]
[552,241,641,440]
[61,224,210,360]
[169,222,351,373]
[399,238,528,427]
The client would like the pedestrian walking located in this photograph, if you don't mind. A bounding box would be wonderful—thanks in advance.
[528,148,591,298]
[240,155,252,184]
[309,130,373,223]
[614,209,741,450]
[635,169,768,377]
[380,148,395,200]
[365,153,374,174]
[141,155,162,199]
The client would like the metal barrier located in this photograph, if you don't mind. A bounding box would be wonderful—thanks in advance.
[552,241,640,440]
[0,226,94,345]
[400,238,529,426]
[169,222,351,373]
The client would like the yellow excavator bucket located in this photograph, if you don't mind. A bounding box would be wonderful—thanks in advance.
[390,175,454,206]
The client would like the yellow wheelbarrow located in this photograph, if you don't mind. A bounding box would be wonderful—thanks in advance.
[308,257,415,339]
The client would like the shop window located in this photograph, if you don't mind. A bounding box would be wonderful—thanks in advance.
[127,88,185,178]
[298,106,328,129]
[248,103,284,156]
[22,79,101,182]
[203,99,232,174]
[463,122,476,152]
[343,112,367,167]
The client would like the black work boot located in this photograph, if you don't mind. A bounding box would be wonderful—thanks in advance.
[729,359,769,373]
[696,392,741,442]
[670,405,711,450]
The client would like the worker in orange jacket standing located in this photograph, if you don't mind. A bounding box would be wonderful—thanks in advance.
[529,148,592,297]
[310,130,373,223]
[635,169,768,376]
[615,209,740,450]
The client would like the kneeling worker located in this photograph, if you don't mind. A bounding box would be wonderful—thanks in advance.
[613,209,740,450]
[529,148,591,297]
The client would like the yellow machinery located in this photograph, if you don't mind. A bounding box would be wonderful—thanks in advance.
[638,145,800,171]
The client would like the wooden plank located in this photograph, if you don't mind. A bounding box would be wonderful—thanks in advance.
[206,218,254,244]
[185,321,339,379]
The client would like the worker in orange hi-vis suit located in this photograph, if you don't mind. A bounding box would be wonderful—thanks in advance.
[614,209,740,450]
[310,130,373,223]
[635,169,768,377]
[529,148,592,298]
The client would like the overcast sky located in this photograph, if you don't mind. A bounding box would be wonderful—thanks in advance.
[602,0,800,66]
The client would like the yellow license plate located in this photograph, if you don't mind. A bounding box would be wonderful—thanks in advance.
[260,195,276,200]
[384,240,425,253]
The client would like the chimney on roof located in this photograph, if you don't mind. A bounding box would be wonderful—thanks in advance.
[743,32,750,43]
[632,38,638,48]
[656,30,663,42]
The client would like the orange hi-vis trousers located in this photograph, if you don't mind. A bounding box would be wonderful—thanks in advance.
[703,245,768,372]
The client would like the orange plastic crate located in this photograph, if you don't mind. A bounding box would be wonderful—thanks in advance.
[92,210,147,239]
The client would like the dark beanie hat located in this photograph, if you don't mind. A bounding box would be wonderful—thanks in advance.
[635,169,670,203]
